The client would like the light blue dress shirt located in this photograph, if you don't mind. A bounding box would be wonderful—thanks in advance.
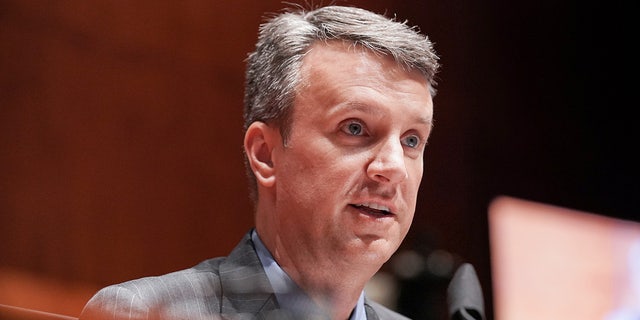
[252,230,367,320]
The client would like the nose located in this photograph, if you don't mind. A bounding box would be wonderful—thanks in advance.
[366,138,408,184]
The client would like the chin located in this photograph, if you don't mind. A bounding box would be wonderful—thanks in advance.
[359,251,394,269]
[356,237,398,263]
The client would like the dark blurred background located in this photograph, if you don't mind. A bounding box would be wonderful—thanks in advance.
[1,1,636,319]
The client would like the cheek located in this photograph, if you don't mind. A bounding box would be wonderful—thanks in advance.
[406,161,424,194]
[400,163,422,226]
[278,148,345,197]
[286,140,357,179]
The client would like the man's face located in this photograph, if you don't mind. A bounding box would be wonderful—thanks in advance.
[270,41,433,271]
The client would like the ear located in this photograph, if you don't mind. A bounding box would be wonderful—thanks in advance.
[244,121,278,188]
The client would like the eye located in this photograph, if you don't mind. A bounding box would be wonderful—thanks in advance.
[341,120,365,136]
[402,134,421,148]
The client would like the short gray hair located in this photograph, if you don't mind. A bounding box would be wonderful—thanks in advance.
[243,5,440,202]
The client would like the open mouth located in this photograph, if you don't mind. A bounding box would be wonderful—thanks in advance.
[350,203,393,216]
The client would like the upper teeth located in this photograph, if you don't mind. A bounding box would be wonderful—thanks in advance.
[359,203,390,212]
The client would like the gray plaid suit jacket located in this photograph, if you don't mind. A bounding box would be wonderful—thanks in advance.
[79,230,410,320]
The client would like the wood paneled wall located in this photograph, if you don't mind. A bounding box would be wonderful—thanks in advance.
[2,0,459,317]
[3,1,629,319]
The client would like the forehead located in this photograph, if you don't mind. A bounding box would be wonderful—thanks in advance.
[300,40,427,82]
[295,41,433,120]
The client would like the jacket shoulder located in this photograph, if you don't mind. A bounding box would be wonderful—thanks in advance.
[79,257,226,320]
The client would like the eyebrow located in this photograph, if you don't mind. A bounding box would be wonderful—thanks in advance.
[336,101,433,127]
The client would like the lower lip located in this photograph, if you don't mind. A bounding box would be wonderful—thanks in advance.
[350,205,395,219]
[348,205,396,238]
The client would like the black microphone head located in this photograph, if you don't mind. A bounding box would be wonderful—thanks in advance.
[447,263,485,320]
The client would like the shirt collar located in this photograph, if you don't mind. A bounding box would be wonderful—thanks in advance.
[251,229,367,320]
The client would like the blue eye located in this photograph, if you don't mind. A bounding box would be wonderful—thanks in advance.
[346,122,364,135]
[403,135,420,148]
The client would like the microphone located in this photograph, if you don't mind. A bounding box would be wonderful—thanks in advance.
[446,263,485,320]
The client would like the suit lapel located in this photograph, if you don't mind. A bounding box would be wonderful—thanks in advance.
[219,230,279,315]
[219,231,385,320]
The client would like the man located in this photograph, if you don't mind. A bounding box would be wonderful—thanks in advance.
[80,4,439,320]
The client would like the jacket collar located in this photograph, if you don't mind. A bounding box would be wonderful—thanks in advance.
[219,230,279,316]
[219,229,382,319]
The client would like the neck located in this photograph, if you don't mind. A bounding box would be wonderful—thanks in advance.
[286,264,369,320]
